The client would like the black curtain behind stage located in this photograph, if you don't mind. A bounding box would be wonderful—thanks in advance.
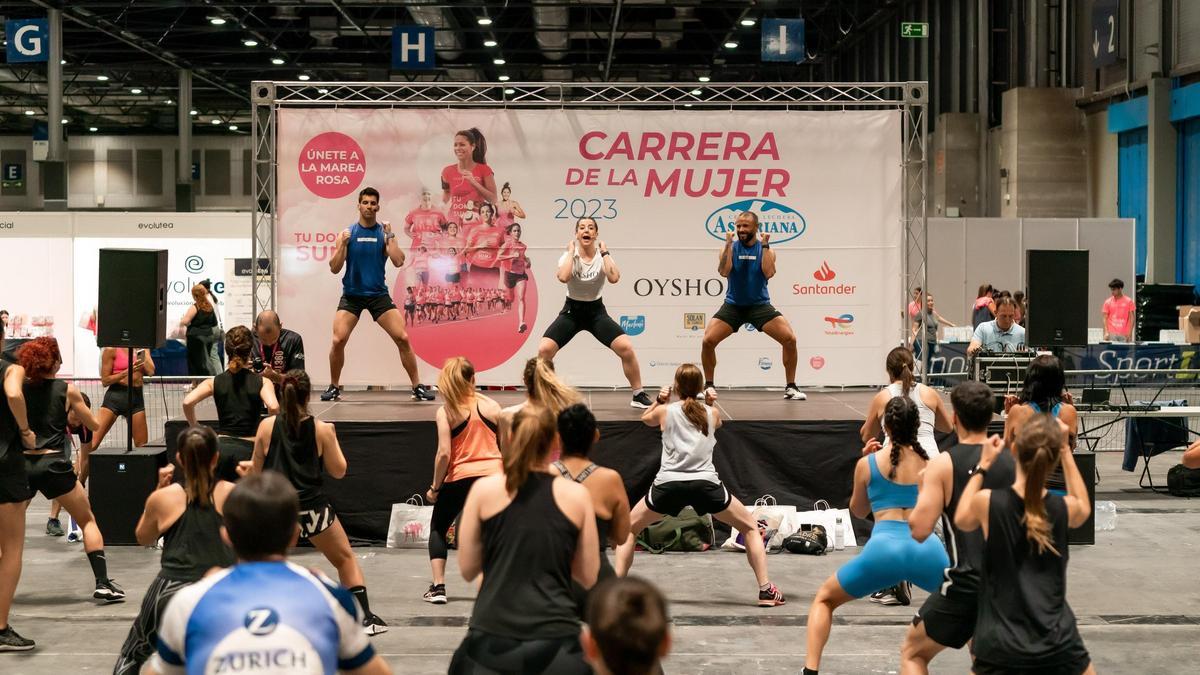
[166,419,865,545]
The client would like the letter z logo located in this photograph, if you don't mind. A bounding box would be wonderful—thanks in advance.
[243,607,280,636]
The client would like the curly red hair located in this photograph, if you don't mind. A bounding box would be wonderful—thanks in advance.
[17,336,62,382]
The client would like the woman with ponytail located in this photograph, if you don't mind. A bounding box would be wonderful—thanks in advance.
[861,346,951,455]
[1003,353,1078,492]
[450,405,598,674]
[498,357,582,453]
[803,396,950,675]
[115,425,235,674]
[182,325,278,481]
[422,357,503,605]
[248,369,387,635]
[615,363,786,607]
[955,414,1093,674]
[442,127,498,224]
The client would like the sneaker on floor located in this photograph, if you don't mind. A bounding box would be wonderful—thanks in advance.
[784,385,808,401]
[320,384,343,402]
[630,391,653,409]
[362,613,389,636]
[0,625,35,652]
[93,578,126,603]
[412,384,436,401]
[45,518,64,537]
[867,587,892,604]
[757,583,786,607]
[423,583,447,604]
[66,527,82,543]
[895,580,912,606]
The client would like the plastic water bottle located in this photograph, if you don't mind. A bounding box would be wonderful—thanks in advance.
[834,516,845,550]
[1094,501,1118,532]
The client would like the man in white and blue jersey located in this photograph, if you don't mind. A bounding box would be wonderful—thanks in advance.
[701,211,805,401]
[146,472,391,675]
[323,187,434,402]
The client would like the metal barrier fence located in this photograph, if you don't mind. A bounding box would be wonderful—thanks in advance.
[70,377,205,449]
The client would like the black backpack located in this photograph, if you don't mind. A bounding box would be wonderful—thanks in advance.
[1167,464,1200,497]
[783,524,828,555]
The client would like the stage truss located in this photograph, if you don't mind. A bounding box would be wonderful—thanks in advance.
[251,81,929,356]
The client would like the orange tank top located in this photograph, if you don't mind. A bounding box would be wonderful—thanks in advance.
[447,402,503,482]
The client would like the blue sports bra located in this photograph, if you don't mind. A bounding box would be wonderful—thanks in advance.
[1028,400,1062,416]
[866,452,920,511]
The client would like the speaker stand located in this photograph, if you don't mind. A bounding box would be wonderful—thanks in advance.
[126,346,134,454]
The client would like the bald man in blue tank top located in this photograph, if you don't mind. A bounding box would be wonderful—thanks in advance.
[702,211,805,400]
[323,187,435,402]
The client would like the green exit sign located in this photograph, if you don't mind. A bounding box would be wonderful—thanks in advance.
[901,22,929,38]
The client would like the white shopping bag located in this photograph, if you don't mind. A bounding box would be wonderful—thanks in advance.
[386,494,434,549]
[721,496,796,552]
[784,499,858,548]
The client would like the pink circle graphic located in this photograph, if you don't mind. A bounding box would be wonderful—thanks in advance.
[298,132,366,199]
[393,267,540,372]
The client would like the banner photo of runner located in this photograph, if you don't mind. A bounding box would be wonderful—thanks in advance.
[276,109,902,387]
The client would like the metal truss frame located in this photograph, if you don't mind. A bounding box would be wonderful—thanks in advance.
[251,81,928,355]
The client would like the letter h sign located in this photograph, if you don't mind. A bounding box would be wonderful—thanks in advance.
[391,26,436,70]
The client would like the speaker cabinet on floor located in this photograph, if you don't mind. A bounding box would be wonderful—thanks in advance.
[97,248,168,348]
[1026,249,1089,347]
[90,447,167,545]
[1068,451,1096,546]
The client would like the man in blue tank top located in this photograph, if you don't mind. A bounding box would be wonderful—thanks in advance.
[324,187,434,402]
[702,211,805,400]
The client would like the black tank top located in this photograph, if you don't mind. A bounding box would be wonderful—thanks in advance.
[213,369,263,437]
[975,487,1088,668]
[0,362,18,459]
[190,307,217,330]
[471,472,580,639]
[263,416,324,507]
[552,460,614,565]
[160,492,235,582]
[23,379,68,453]
[939,443,1016,599]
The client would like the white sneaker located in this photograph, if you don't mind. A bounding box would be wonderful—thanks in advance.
[784,385,808,401]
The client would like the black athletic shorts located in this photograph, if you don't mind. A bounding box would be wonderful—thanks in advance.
[449,628,590,675]
[25,451,77,500]
[972,655,1092,675]
[713,301,783,332]
[216,436,254,483]
[646,479,731,517]
[914,590,976,650]
[543,298,625,349]
[0,448,31,504]
[299,499,336,538]
[337,293,397,321]
[102,385,145,417]
[504,272,528,289]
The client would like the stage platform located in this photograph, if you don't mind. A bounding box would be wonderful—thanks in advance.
[167,389,880,544]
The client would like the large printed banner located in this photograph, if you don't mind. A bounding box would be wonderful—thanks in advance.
[0,213,76,373]
[277,109,902,386]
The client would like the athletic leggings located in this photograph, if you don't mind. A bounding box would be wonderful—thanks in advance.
[429,477,480,560]
[113,574,194,675]
[449,629,590,675]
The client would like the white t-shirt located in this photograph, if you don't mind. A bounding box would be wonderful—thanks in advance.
[558,251,606,301]
[654,402,720,485]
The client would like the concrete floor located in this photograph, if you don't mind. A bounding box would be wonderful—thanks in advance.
[3,451,1200,674]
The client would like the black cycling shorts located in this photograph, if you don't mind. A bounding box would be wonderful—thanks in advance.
[102,385,145,417]
[646,479,731,517]
[542,298,625,349]
[25,451,77,500]
[713,302,783,332]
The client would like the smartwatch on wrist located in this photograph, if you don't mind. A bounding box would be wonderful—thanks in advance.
[600,250,610,257]
[968,464,988,480]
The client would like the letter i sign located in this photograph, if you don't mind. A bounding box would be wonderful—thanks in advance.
[761,19,805,63]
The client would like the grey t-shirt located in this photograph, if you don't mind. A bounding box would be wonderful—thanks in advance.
[558,251,607,301]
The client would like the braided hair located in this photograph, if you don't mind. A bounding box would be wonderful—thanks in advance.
[882,396,929,479]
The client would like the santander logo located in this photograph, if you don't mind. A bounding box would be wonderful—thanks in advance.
[814,261,836,282]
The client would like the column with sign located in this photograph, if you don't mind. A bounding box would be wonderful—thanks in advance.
[392,26,436,71]
[761,19,806,63]
[1092,0,1119,67]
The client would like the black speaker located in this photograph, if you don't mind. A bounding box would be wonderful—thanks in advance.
[1068,451,1096,546]
[89,447,167,545]
[97,249,168,348]
[1026,249,1089,347]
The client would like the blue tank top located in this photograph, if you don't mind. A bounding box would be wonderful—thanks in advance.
[342,222,389,297]
[1028,401,1062,416]
[725,239,770,306]
[866,452,920,511]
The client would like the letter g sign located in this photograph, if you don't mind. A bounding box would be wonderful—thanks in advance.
[6,19,49,63]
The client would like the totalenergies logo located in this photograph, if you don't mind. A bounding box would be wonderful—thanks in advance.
[704,199,807,244]
[823,313,855,335]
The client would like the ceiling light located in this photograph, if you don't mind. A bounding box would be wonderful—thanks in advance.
[243,39,258,47]
[698,76,711,82]
[298,74,310,81]
[483,39,498,47]
[229,125,239,131]
[130,87,143,94]
[61,118,69,124]
[493,58,506,65]
[96,74,109,81]
[724,41,739,49]
[189,109,198,115]
[24,110,34,116]
[691,89,702,95]
[209,17,226,25]
[89,127,98,132]
[684,103,694,108]
[503,88,515,94]
[498,75,510,82]
[318,88,329,94]
[741,18,757,27]
[477,17,493,26]
[211,118,222,125]
[60,59,66,65]
[271,57,285,65]
[165,98,173,104]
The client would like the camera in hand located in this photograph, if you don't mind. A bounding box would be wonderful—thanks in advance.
[251,355,265,373]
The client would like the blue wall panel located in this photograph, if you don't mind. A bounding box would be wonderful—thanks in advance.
[1180,118,1200,287]
[1118,128,1148,276]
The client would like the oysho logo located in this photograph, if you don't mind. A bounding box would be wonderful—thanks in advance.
[137,221,174,230]
[619,315,646,336]
[705,199,807,244]
[823,314,855,335]
[634,278,725,297]
[813,261,835,282]
[794,261,857,296]
[758,357,773,371]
